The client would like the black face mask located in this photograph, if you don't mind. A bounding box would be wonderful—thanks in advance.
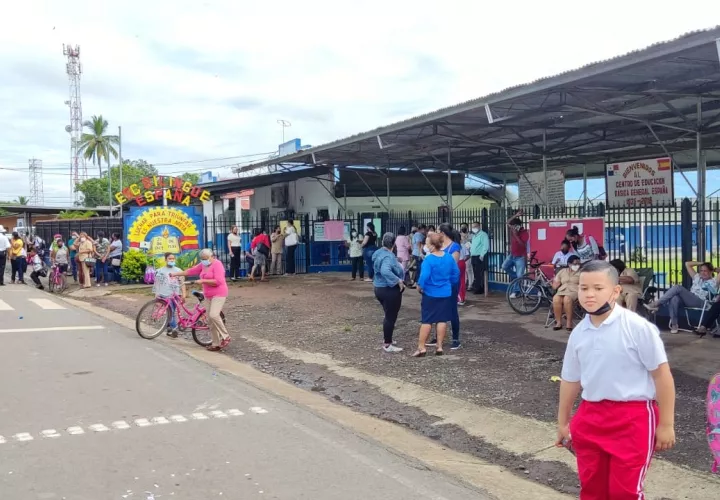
[460,228,467,233]
[585,301,614,316]
[561,249,569,254]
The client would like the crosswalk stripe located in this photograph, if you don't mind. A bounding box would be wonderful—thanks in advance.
[0,326,104,333]
[28,298,66,310]
[0,299,13,311]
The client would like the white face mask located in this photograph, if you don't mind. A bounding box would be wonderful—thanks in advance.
[472,227,479,234]
[570,265,580,272]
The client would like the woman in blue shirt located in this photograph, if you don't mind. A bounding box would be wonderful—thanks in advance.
[413,232,459,357]
[424,223,463,350]
[372,233,406,353]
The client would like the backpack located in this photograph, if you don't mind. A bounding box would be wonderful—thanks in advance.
[706,372,720,473]
[144,265,156,285]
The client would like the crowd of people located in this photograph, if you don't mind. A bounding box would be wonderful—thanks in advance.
[0,225,122,289]
[227,220,300,281]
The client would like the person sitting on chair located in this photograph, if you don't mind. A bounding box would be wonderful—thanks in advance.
[646,261,719,334]
[551,255,581,331]
[551,239,576,269]
[610,259,642,312]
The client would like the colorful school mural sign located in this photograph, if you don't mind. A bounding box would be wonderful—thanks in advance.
[124,206,204,268]
[114,175,212,207]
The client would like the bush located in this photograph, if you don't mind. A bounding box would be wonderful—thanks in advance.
[120,250,146,282]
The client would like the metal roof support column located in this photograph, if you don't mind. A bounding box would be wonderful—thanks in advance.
[543,130,549,209]
[386,175,390,213]
[447,147,453,224]
[583,165,588,213]
[697,97,706,261]
[646,124,698,198]
[502,179,508,210]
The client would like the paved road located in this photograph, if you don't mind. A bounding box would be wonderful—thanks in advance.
[0,285,488,500]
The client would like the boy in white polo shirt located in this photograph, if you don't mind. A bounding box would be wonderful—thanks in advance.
[556,260,676,499]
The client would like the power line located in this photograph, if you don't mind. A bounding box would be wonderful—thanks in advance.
[0,150,276,169]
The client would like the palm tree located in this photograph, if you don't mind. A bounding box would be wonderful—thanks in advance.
[14,196,29,205]
[78,115,119,177]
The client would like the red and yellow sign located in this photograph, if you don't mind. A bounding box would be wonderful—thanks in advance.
[115,175,211,207]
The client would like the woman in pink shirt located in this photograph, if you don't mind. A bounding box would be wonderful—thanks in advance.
[395,226,411,278]
[171,248,231,351]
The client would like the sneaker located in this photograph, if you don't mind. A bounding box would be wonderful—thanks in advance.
[458,301,466,306]
[509,292,518,299]
[166,328,179,338]
[670,323,679,334]
[425,338,438,347]
[644,301,660,312]
[383,344,403,353]
[363,278,372,282]
[451,342,462,350]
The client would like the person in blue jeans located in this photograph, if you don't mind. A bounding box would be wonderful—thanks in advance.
[361,222,378,282]
[503,211,529,297]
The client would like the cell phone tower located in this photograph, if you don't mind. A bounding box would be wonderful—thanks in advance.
[28,159,44,205]
[63,44,86,202]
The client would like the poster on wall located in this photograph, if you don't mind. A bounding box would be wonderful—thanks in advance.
[313,221,352,242]
[124,206,204,269]
[606,157,673,208]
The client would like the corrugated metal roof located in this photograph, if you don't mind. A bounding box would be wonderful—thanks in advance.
[234,25,720,175]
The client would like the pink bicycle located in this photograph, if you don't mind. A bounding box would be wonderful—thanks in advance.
[47,264,67,293]
[135,290,226,346]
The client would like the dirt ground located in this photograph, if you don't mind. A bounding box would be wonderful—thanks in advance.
[77,273,720,496]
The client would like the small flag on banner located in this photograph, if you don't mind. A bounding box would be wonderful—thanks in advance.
[657,158,671,171]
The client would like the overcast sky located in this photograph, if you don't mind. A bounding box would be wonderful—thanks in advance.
[0,1,716,206]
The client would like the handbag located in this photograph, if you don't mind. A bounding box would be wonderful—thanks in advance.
[84,257,97,265]
[257,242,270,257]
[111,258,121,267]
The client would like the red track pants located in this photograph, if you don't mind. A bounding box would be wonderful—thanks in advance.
[570,400,658,500]
[458,259,467,303]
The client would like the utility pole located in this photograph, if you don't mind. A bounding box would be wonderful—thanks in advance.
[119,126,123,219]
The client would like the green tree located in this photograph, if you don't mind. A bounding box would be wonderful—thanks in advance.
[179,172,200,184]
[78,115,119,178]
[14,196,30,205]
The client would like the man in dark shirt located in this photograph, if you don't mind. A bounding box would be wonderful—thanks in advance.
[503,211,529,298]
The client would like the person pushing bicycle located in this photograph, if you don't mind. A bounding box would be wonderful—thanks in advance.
[153,252,186,337]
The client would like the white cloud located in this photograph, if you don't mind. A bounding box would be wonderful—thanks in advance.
[0,0,715,205]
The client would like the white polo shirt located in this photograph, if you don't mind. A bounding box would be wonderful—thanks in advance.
[561,304,668,402]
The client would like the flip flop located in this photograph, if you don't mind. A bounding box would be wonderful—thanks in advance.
[435,350,444,356]
[411,350,427,358]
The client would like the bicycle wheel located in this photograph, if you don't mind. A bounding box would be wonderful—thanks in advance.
[507,277,544,315]
[47,273,55,293]
[136,299,171,339]
[192,311,227,347]
[56,274,67,293]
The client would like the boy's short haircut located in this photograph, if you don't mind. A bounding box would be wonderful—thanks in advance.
[579,260,619,285]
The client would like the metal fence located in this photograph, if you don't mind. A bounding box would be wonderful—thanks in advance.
[31,197,718,290]
[35,217,124,245]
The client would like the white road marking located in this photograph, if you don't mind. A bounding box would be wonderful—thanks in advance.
[1,407,268,446]
[0,325,104,333]
[0,299,13,311]
[28,298,66,310]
